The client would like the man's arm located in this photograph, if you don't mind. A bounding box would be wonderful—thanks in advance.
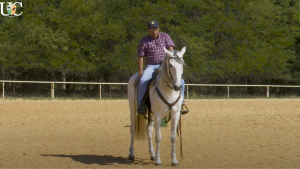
[164,33,175,51]
[138,57,143,77]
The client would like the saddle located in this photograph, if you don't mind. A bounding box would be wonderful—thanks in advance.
[133,67,161,115]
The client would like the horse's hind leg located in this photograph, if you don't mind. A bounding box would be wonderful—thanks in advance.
[128,98,136,161]
[128,74,138,161]
[129,118,135,161]
[147,115,155,161]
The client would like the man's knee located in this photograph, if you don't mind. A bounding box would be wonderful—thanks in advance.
[140,75,152,84]
[140,78,151,86]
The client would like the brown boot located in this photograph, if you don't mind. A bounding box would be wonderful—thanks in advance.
[181,101,189,115]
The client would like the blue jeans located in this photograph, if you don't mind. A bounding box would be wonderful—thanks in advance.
[137,65,185,105]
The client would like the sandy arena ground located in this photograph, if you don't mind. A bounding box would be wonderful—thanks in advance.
[0,99,300,168]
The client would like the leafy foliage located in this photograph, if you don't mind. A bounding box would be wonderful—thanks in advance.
[0,0,300,87]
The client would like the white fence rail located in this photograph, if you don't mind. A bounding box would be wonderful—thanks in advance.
[0,80,127,99]
[1,80,300,99]
[185,84,300,98]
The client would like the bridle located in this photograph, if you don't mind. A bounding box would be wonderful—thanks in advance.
[156,51,187,123]
[165,51,187,89]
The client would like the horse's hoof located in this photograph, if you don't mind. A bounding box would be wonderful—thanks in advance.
[172,162,179,166]
[155,163,162,166]
[150,156,155,161]
[129,155,135,161]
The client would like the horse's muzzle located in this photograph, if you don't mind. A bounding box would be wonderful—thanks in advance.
[174,85,181,91]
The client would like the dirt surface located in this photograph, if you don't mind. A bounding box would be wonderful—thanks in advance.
[1,99,300,168]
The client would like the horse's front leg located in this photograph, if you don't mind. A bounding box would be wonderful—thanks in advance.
[154,115,162,165]
[147,115,155,161]
[170,112,180,166]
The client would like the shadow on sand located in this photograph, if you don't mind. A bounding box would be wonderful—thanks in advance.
[41,154,152,166]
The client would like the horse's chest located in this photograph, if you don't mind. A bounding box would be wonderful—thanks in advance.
[150,92,181,113]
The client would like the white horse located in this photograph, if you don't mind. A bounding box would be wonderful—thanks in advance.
[128,46,186,166]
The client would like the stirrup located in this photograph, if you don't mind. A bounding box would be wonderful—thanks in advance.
[181,101,189,115]
[137,103,147,116]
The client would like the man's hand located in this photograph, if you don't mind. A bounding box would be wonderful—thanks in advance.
[168,46,174,51]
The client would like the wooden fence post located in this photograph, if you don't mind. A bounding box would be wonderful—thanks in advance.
[266,86,269,98]
[2,82,4,99]
[186,85,188,99]
[51,83,54,99]
[99,84,102,99]
[227,86,230,98]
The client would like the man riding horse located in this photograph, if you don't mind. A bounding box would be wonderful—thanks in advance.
[137,20,189,115]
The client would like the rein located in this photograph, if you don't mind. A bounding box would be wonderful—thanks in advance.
[156,50,185,123]
[156,87,181,111]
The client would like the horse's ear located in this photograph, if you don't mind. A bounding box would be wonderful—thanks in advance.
[180,46,186,56]
[164,47,173,57]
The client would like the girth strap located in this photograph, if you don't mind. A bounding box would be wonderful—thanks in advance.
[156,87,181,111]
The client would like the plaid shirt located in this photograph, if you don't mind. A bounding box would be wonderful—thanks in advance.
[138,32,175,65]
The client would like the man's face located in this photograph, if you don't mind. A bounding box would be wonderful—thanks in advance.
[148,27,159,39]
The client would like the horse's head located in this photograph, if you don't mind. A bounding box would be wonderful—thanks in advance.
[163,46,186,91]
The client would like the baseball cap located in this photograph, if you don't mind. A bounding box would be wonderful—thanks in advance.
[148,20,159,29]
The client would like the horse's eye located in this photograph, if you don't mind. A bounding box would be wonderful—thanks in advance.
[169,64,173,68]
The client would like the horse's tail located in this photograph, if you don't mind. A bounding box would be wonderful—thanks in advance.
[128,73,147,140]
[134,113,148,140]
